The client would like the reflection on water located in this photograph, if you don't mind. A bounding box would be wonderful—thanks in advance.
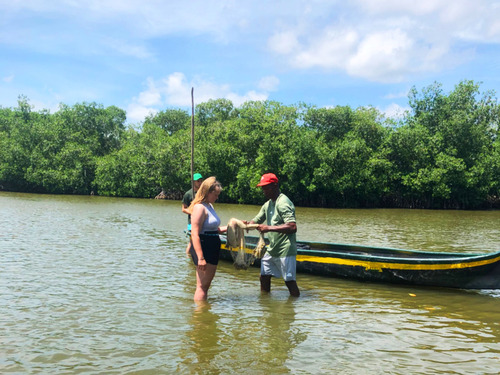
[181,302,222,374]
[282,277,500,374]
[254,297,306,372]
[1,192,500,374]
[179,296,305,374]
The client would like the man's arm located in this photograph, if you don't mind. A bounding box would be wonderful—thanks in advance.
[257,222,296,234]
[181,190,192,215]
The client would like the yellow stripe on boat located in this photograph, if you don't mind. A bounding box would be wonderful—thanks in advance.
[296,254,500,272]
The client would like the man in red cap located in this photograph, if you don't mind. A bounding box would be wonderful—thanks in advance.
[247,173,300,297]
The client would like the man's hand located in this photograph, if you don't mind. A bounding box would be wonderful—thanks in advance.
[257,224,270,233]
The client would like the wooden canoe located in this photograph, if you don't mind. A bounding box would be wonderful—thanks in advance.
[219,235,500,289]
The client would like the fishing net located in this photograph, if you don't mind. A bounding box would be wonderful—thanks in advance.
[226,218,267,270]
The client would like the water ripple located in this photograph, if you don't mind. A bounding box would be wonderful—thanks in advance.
[2,193,500,374]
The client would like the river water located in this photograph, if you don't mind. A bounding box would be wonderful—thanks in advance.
[1,192,500,374]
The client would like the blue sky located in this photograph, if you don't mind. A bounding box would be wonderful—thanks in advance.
[1,0,500,124]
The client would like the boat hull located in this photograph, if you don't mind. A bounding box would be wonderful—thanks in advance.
[219,236,500,289]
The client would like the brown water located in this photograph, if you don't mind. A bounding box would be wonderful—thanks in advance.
[1,192,499,374]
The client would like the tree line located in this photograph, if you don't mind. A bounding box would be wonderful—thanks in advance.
[1,80,499,209]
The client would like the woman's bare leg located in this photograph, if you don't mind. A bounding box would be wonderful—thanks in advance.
[194,264,217,301]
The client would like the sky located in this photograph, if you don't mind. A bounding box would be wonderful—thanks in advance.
[1,0,500,124]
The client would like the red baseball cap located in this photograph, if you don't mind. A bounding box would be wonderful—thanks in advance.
[256,173,279,186]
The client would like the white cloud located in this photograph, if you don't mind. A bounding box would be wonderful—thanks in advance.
[137,78,162,106]
[268,0,500,82]
[126,72,272,123]
[159,72,271,107]
[384,89,410,100]
[4,0,499,82]
[287,26,428,83]
[227,90,268,104]
[162,73,193,106]
[103,38,154,60]
[126,103,158,124]
[268,31,300,55]
[355,0,441,16]
[291,28,359,70]
[347,29,415,82]
[2,75,14,83]
[258,76,279,91]
[380,103,409,119]
[0,0,251,41]
[126,77,163,122]
[0,1,254,65]
[30,98,59,115]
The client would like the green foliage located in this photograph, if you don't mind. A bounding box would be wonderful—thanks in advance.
[1,80,499,209]
[304,105,353,141]
[196,98,238,126]
[94,129,157,197]
[398,80,500,207]
[56,102,126,156]
[0,98,126,194]
[144,108,190,135]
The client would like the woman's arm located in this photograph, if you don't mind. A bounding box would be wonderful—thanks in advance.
[190,204,207,269]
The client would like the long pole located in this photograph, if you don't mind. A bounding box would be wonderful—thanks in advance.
[190,87,195,193]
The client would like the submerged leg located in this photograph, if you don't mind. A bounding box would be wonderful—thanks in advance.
[260,275,272,293]
[194,264,217,301]
[285,280,300,297]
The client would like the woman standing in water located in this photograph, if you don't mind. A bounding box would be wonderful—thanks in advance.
[188,177,227,301]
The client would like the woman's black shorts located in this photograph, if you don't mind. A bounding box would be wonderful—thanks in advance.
[190,232,221,266]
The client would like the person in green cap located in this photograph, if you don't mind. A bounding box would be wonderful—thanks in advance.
[182,173,204,255]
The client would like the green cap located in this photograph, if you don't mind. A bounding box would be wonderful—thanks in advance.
[193,173,203,181]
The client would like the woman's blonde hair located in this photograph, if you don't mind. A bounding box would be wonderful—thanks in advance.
[187,176,222,213]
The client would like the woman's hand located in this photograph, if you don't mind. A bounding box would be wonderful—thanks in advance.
[197,258,207,270]
[243,220,254,232]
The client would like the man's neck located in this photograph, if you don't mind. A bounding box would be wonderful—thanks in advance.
[270,191,281,202]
